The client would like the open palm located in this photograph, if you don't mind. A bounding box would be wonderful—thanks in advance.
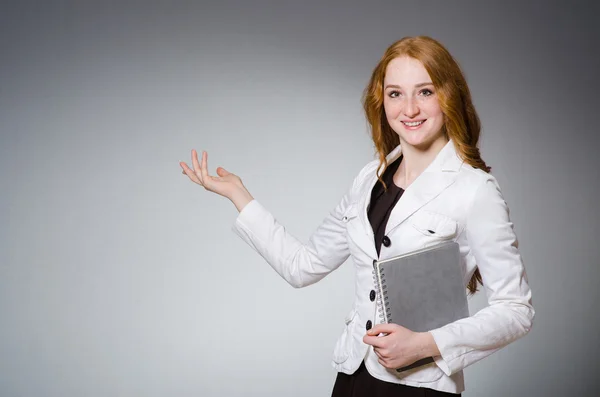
[180,149,245,200]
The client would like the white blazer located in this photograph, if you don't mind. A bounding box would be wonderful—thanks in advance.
[232,140,534,394]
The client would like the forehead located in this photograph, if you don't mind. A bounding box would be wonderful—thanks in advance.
[384,56,431,86]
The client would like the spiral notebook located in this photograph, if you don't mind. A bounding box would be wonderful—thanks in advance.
[372,241,469,372]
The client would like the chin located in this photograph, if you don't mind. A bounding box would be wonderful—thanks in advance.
[400,133,438,149]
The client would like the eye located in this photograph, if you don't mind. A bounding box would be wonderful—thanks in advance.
[388,90,401,98]
[419,88,434,97]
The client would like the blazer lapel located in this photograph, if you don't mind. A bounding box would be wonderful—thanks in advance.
[355,145,403,255]
[384,170,456,235]
[357,145,402,258]
[356,140,463,251]
[385,140,463,235]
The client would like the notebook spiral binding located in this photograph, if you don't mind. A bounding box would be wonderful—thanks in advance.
[372,266,393,324]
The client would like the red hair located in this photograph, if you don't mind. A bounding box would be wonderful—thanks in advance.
[362,36,489,294]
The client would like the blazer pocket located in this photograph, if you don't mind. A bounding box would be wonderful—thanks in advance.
[411,210,458,240]
[332,308,357,364]
[393,360,444,383]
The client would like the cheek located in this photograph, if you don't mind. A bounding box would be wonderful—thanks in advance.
[383,100,402,119]
[423,99,443,118]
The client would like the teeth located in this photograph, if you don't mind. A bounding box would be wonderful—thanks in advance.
[403,120,425,127]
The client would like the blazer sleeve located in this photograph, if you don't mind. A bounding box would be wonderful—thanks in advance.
[429,175,535,375]
[231,164,370,288]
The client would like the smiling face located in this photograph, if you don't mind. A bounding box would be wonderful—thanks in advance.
[383,56,446,150]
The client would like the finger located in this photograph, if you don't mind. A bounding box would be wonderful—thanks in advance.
[180,161,190,175]
[191,149,202,176]
[367,323,400,336]
[180,162,202,185]
[377,358,390,368]
[193,150,210,186]
[374,346,390,360]
[200,150,210,183]
[181,162,202,184]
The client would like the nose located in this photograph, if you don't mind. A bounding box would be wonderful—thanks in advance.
[403,98,419,118]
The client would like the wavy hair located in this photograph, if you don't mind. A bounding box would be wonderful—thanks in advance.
[362,36,489,294]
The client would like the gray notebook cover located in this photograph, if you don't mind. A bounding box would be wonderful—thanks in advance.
[373,241,469,372]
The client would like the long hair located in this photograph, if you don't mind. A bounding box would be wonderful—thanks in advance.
[362,36,489,294]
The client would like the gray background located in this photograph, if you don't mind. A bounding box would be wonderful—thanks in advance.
[1,1,599,396]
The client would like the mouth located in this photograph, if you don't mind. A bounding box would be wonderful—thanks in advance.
[401,120,426,127]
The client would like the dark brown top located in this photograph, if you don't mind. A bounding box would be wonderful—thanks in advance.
[367,155,404,257]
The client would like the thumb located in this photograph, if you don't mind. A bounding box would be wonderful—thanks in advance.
[216,167,231,176]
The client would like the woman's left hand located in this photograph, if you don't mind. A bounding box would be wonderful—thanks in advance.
[362,324,439,369]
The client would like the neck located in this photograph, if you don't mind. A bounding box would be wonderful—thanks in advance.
[394,136,448,189]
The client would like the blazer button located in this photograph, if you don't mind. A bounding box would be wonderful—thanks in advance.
[369,290,376,302]
[366,320,372,331]
[382,236,391,247]
[372,259,377,267]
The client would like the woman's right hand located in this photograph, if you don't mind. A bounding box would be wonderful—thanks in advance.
[180,149,254,212]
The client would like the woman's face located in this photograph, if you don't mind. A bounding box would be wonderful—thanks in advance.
[383,56,445,150]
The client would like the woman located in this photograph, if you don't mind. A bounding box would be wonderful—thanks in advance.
[179,36,534,396]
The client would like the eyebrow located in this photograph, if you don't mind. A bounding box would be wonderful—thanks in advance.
[384,82,434,90]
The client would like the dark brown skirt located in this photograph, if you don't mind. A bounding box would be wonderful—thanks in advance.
[331,361,460,397]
